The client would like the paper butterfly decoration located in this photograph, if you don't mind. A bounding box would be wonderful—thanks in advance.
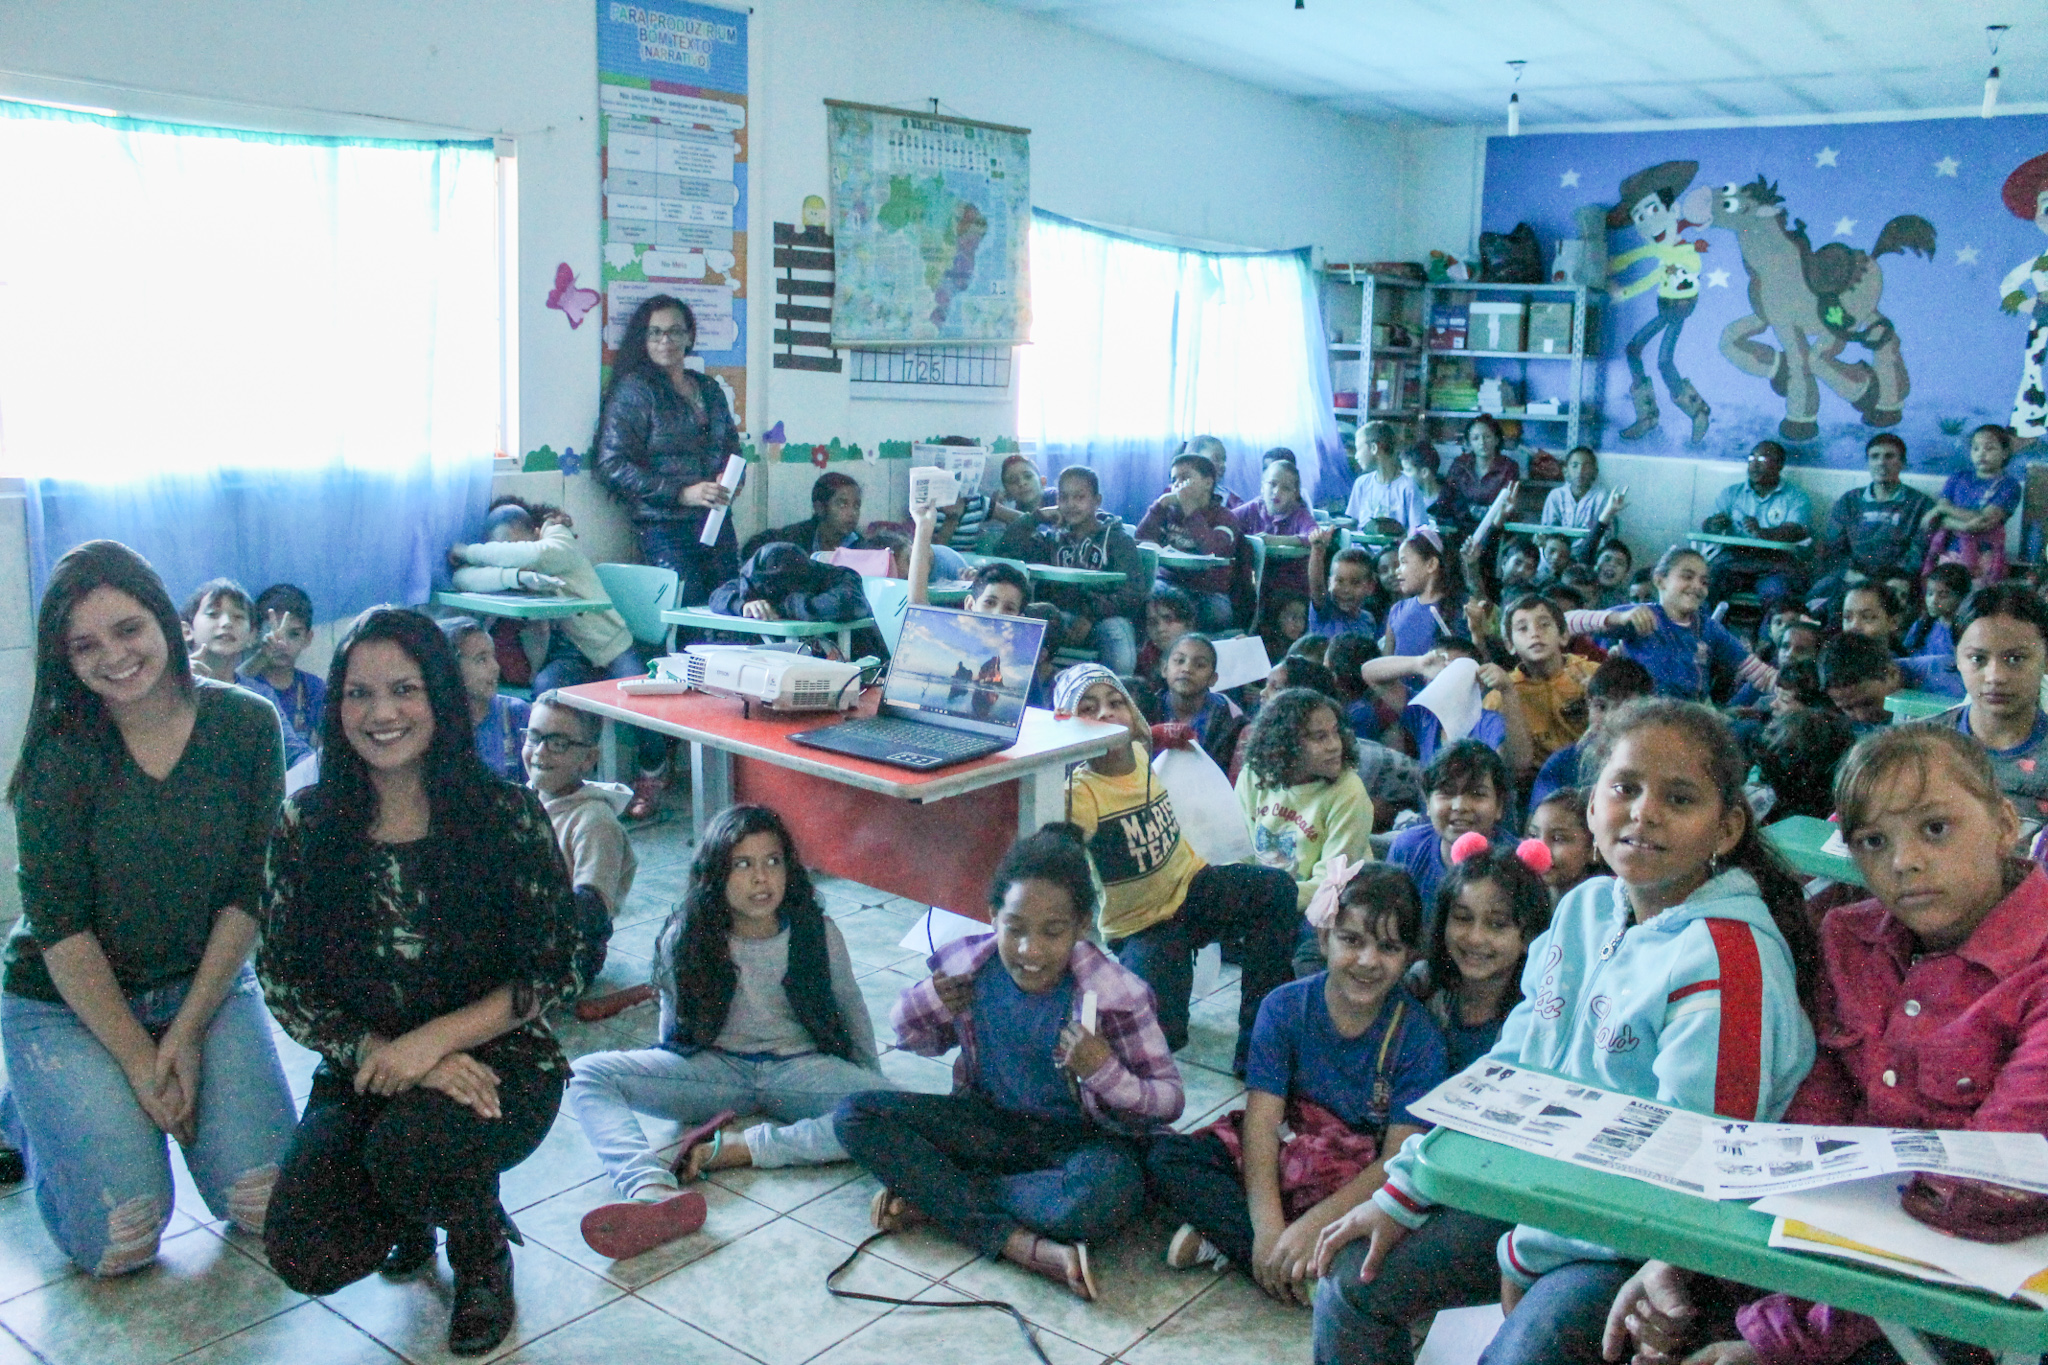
[546,264,600,329]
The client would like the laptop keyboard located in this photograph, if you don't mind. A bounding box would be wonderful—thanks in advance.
[847,717,994,756]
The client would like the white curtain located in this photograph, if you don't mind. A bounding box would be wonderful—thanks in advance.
[0,100,500,613]
[1015,210,1342,519]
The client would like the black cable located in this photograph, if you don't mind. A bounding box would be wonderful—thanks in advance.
[823,1230,1057,1365]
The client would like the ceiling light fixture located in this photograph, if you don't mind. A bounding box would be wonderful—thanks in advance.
[1295,0,1304,9]
[1507,60,1526,137]
[1984,24,2009,118]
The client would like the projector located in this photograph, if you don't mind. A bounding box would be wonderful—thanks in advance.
[656,647,863,712]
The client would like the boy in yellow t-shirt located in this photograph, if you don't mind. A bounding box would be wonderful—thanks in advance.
[1053,664,1299,1078]
[1485,595,1598,777]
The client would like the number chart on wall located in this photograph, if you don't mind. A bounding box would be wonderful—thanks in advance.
[597,1,749,417]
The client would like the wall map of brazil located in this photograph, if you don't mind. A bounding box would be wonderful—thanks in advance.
[825,100,1031,347]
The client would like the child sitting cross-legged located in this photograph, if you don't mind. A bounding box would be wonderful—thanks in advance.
[1409,839,1554,1072]
[1143,864,1448,1304]
[1610,723,2048,1365]
[1161,632,1246,766]
[524,691,636,986]
[1386,740,1517,915]
[567,804,885,1262]
[835,824,1183,1301]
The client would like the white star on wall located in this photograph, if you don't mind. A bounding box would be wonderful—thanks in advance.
[1815,147,1840,167]
[1957,245,1981,265]
[1833,217,1857,237]
[1560,169,1581,188]
[1935,156,1961,177]
[1705,268,1732,288]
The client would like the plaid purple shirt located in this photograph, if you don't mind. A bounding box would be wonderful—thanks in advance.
[891,934,1185,1132]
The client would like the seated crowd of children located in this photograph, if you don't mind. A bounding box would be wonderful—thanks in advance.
[14,414,2048,1364]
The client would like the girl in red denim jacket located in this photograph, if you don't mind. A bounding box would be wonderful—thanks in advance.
[1609,723,2048,1365]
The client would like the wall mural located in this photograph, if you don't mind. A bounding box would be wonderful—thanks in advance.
[1484,115,2048,468]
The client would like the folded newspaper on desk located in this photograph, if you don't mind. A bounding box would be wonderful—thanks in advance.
[1410,1062,2048,1201]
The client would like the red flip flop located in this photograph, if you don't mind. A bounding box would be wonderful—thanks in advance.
[580,1189,708,1260]
[669,1109,741,1178]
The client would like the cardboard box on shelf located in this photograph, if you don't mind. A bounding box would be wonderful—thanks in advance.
[1469,301,1526,352]
[1427,301,1469,351]
[1527,301,1575,354]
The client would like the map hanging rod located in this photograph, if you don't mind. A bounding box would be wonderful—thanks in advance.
[822,97,1031,137]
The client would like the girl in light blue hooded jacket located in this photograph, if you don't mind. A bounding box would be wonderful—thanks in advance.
[1308,699,1819,1365]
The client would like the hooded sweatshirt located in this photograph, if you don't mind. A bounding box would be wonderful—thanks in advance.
[993,509,1146,624]
[450,522,635,668]
[538,780,638,914]
[1370,868,1816,1285]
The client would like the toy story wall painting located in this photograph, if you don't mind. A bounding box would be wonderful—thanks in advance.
[1484,115,2048,468]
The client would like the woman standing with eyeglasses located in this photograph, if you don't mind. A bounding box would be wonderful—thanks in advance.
[258,608,581,1356]
[593,295,744,608]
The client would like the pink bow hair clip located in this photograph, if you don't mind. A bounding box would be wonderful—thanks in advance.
[1304,853,1366,930]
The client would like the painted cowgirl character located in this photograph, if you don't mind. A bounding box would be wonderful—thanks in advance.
[1998,151,2048,440]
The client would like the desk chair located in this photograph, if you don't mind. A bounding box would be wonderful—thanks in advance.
[594,562,681,652]
[863,575,911,654]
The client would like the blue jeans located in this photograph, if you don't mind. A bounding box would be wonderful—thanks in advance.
[834,1089,1144,1256]
[636,522,736,609]
[1625,294,1697,393]
[1086,615,1138,675]
[2,967,296,1276]
[534,640,666,772]
[567,1046,887,1198]
[1312,1207,1634,1365]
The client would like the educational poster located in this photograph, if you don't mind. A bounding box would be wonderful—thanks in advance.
[1484,114,2048,469]
[598,1,748,418]
[825,100,1031,347]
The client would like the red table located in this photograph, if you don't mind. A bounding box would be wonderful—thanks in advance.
[552,681,1126,919]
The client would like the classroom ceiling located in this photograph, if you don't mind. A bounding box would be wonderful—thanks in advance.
[983,0,2047,126]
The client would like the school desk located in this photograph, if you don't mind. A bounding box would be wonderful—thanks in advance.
[551,679,1126,919]
[1025,564,1127,587]
[926,580,972,605]
[1405,1126,2048,1364]
[434,591,614,621]
[660,607,872,659]
[1687,530,1815,554]
[1763,814,1865,887]
[1154,549,1232,570]
[1884,689,1957,721]
[1251,537,1310,561]
[1339,529,1402,551]
[1503,521,1589,539]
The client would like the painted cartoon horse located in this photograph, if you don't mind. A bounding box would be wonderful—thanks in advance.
[1710,175,1936,440]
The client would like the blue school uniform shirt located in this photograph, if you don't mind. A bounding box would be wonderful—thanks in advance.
[1902,617,1954,658]
[1244,976,1448,1133]
[1529,740,1581,811]
[1383,596,1464,658]
[1177,689,1242,753]
[1402,703,1507,767]
[1344,698,1384,743]
[1603,604,1752,702]
[1388,823,1515,926]
[237,665,325,742]
[970,956,1079,1120]
[1895,653,1964,698]
[475,693,531,781]
[1308,599,1379,641]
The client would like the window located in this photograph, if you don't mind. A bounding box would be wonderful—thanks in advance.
[1014,209,1341,517]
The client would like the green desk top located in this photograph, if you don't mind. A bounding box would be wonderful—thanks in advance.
[1340,530,1403,549]
[1688,530,1813,554]
[1153,550,1231,569]
[1026,564,1127,585]
[1885,690,1958,721]
[1764,814,1864,887]
[1254,537,1310,560]
[434,592,613,621]
[1406,1127,2048,1355]
[659,608,873,637]
[926,581,972,604]
[1504,521,1589,539]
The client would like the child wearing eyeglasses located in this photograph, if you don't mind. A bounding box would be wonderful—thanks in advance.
[526,690,637,984]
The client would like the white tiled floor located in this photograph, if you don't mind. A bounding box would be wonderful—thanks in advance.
[0,804,1344,1365]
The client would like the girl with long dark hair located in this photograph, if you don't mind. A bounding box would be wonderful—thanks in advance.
[258,608,581,1357]
[4,540,296,1278]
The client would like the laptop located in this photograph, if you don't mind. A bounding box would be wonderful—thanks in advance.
[789,604,1048,770]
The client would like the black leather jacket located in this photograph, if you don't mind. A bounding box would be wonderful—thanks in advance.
[594,370,742,532]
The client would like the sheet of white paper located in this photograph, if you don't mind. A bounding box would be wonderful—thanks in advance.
[1411,657,1484,744]
[1758,1176,2048,1300]
[1211,634,1274,693]
[698,453,747,547]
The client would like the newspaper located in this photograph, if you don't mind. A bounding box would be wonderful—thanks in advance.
[1410,1063,2048,1202]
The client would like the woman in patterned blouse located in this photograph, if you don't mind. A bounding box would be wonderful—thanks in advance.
[258,608,581,1358]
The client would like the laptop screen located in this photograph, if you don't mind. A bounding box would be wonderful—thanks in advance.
[882,604,1049,738]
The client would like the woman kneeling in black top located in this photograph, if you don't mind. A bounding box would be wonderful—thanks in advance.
[258,608,582,1356]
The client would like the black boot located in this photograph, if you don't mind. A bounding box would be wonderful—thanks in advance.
[379,1220,437,1278]
[446,1209,520,1357]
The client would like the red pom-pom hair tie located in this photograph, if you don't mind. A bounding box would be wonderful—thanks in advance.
[1515,837,1553,875]
[1449,831,1492,864]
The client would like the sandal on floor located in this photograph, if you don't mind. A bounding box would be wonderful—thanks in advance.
[579,1189,708,1260]
[1016,1235,1096,1302]
[669,1109,741,1179]
[867,1187,930,1234]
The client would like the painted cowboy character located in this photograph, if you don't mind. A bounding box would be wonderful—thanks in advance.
[1607,160,1714,444]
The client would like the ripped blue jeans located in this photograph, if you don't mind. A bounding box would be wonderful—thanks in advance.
[2,967,297,1276]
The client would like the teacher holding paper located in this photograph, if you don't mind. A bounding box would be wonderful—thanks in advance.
[594,296,744,607]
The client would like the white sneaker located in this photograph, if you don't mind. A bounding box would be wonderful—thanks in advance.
[1165,1223,1224,1270]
